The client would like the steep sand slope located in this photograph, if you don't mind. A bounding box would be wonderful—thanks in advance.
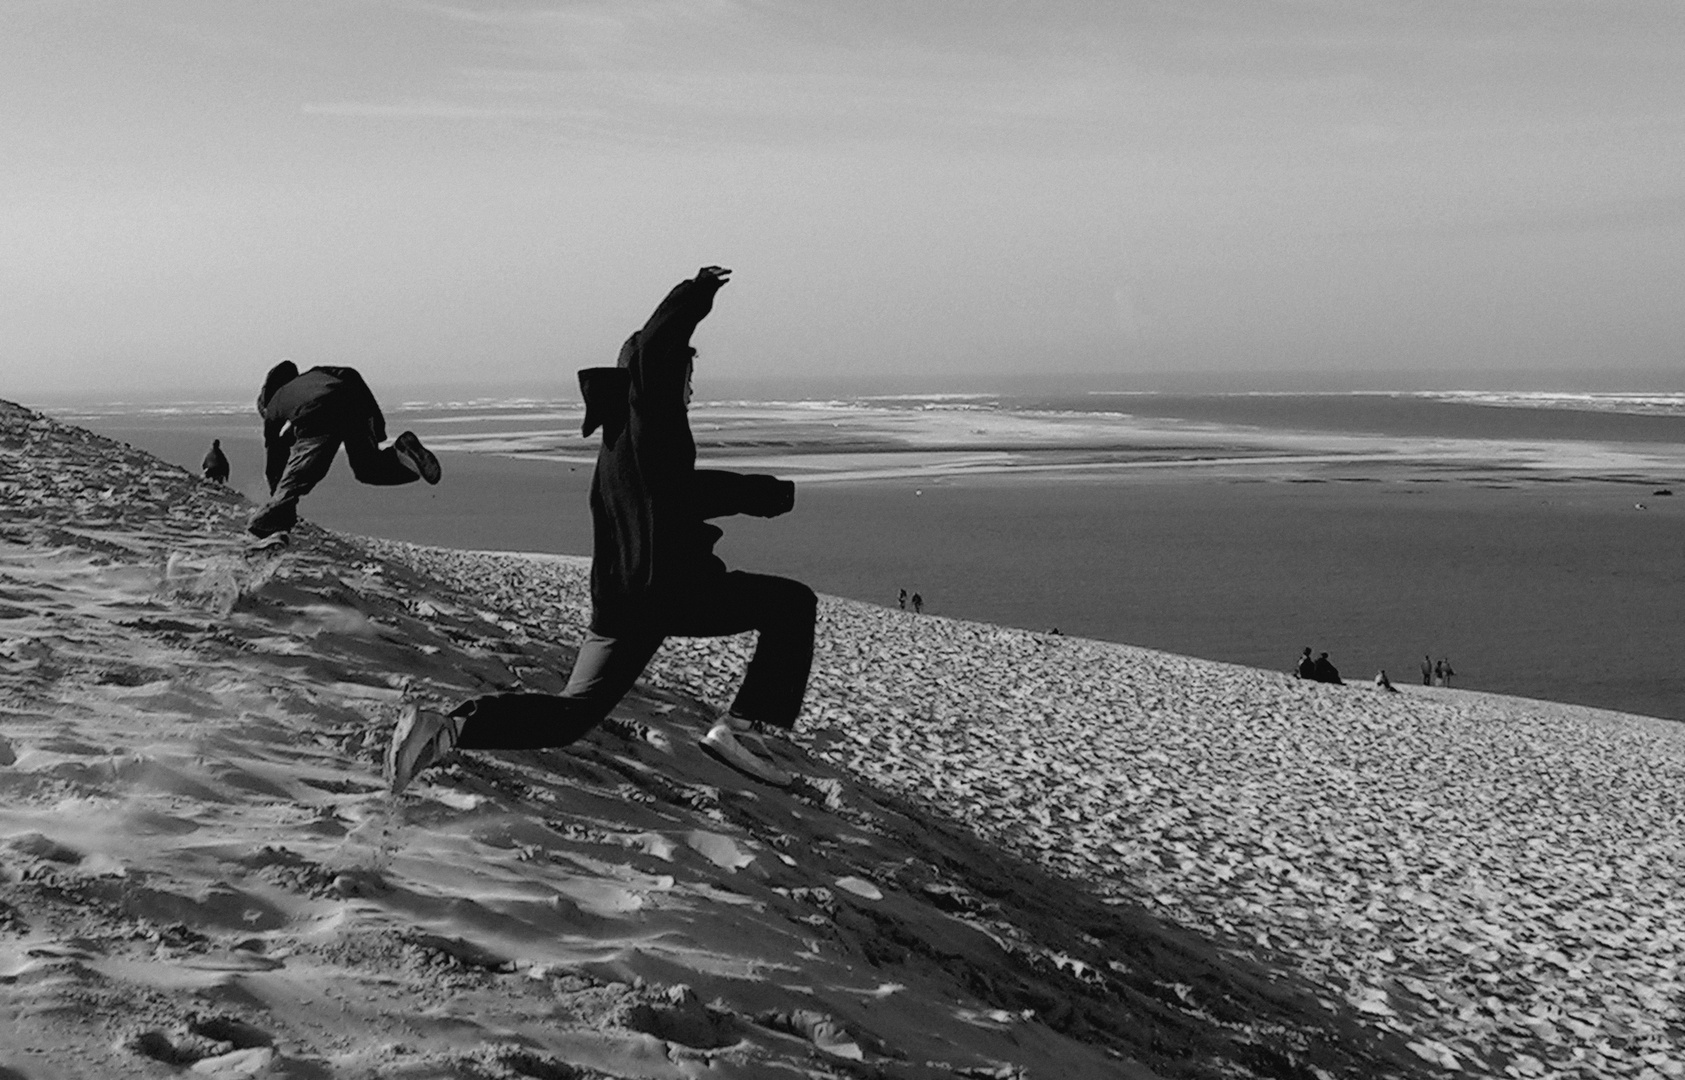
[1,398,1674,1078]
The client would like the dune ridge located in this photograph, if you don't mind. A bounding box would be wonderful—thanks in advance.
[0,398,1675,1078]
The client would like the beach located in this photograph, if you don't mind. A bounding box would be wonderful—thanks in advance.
[67,391,1685,722]
[4,399,1685,1077]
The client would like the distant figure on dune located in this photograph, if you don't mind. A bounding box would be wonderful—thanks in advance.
[911,592,923,614]
[1421,655,1433,686]
[1310,651,1342,685]
[1295,647,1316,680]
[247,362,440,538]
[1436,658,1454,688]
[1374,669,1397,692]
[389,266,815,792]
[898,588,907,611]
[200,439,229,484]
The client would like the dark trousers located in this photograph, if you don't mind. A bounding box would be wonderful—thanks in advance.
[249,424,417,535]
[455,571,817,750]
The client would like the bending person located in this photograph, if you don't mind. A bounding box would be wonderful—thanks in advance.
[248,362,440,538]
[388,266,816,791]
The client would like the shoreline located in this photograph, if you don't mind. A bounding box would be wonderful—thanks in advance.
[69,407,1685,724]
[2,397,1680,1075]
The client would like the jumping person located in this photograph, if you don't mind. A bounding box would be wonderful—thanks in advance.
[247,362,440,538]
[388,266,816,792]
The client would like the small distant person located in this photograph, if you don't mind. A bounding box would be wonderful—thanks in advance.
[1433,658,1445,687]
[898,588,907,611]
[1311,651,1342,685]
[201,439,230,484]
[1374,669,1397,692]
[247,362,440,538]
[1439,658,1454,688]
[1295,647,1316,680]
[387,266,815,793]
[911,592,923,614]
[1421,655,1433,686]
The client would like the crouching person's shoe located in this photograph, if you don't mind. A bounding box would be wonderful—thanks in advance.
[393,431,441,485]
[247,497,299,538]
[387,706,462,793]
[700,722,792,787]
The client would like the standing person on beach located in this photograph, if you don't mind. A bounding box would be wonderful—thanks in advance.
[247,362,441,538]
[1422,655,1433,686]
[200,439,229,484]
[388,266,816,792]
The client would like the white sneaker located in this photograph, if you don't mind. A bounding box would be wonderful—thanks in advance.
[700,723,792,787]
[387,706,460,793]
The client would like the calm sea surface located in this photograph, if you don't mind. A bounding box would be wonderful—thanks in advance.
[60,390,1685,722]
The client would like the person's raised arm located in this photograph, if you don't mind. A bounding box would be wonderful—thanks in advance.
[627,266,731,406]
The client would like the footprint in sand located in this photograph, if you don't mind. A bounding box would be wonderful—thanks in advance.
[684,830,756,872]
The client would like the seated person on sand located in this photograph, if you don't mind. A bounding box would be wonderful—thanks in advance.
[388,266,816,792]
[1295,647,1316,679]
[1311,651,1342,684]
[247,362,440,538]
[1374,669,1397,692]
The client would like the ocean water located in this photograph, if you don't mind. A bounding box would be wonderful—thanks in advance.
[58,390,1685,721]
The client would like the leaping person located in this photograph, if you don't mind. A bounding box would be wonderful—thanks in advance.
[247,362,440,539]
[388,266,816,791]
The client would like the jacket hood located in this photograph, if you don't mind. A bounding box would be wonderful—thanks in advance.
[257,360,299,415]
[578,366,631,443]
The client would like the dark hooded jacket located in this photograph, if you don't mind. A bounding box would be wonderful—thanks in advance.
[201,440,229,481]
[256,362,386,493]
[577,273,793,635]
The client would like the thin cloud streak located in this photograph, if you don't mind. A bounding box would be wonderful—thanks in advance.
[3,1,1682,396]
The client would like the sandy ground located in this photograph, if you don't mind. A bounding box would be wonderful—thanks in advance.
[0,398,1679,1078]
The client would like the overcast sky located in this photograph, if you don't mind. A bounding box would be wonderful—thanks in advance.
[5,0,1683,400]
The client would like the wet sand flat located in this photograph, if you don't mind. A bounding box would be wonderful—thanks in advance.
[75,408,1685,721]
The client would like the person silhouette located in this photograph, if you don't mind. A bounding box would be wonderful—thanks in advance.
[201,439,230,484]
[388,266,815,793]
[910,592,923,614]
[1296,647,1316,679]
[898,588,907,611]
[1310,651,1342,685]
[247,362,440,538]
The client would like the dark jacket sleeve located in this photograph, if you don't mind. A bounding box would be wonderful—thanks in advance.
[693,470,795,519]
[626,273,725,410]
[263,419,293,494]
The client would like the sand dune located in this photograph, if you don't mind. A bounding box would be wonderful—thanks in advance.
[0,398,1677,1078]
